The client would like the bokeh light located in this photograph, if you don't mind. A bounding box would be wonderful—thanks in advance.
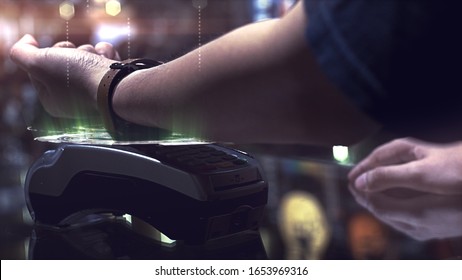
[59,1,75,20]
[106,0,121,16]
[333,145,349,163]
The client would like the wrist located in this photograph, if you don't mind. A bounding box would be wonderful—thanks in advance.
[110,69,142,123]
[94,65,114,104]
[97,58,166,140]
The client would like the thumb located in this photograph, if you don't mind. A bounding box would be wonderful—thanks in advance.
[10,34,41,70]
[354,162,420,192]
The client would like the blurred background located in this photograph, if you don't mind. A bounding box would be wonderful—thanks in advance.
[1,0,461,260]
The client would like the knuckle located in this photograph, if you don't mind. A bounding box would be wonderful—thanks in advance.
[366,169,381,185]
[407,163,426,185]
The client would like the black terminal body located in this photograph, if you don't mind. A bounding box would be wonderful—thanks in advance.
[25,144,268,244]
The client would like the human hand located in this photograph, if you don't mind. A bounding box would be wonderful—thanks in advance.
[349,186,462,241]
[9,34,118,118]
[348,138,462,195]
[55,41,121,60]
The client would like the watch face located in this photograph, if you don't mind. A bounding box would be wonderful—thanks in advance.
[29,126,210,146]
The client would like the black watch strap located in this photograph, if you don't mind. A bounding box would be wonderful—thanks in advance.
[97,58,169,141]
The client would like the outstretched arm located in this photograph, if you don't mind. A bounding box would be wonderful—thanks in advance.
[113,2,377,144]
[10,2,378,145]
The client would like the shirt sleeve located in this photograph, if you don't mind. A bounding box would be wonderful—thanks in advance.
[304,0,462,126]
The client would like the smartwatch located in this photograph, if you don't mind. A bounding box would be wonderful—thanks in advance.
[97,58,170,141]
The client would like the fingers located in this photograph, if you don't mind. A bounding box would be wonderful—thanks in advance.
[53,41,76,48]
[77,44,98,54]
[348,138,422,182]
[353,161,425,192]
[54,42,99,54]
[11,36,118,63]
[95,42,120,60]
[53,40,120,59]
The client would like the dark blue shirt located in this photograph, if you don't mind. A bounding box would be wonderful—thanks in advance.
[304,0,462,127]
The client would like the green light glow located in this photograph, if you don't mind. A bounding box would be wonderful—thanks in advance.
[333,145,349,163]
[30,112,210,145]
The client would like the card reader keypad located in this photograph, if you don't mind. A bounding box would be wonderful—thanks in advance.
[146,145,250,173]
